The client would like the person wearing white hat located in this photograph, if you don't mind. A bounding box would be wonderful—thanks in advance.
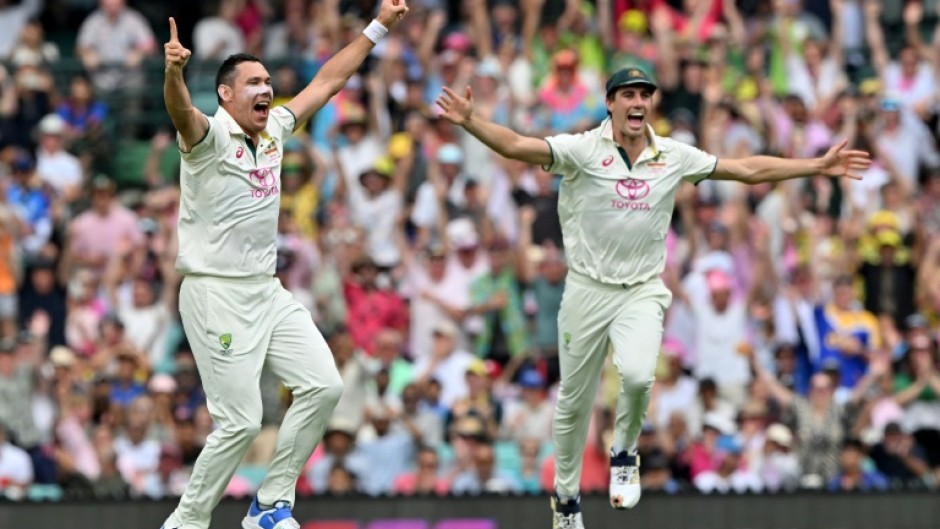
[758,423,801,492]
[35,113,83,202]
[435,64,870,527]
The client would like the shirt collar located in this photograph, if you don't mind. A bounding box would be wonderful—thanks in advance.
[597,117,661,159]
[215,106,271,141]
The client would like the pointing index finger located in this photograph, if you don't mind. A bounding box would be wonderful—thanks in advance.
[169,17,179,43]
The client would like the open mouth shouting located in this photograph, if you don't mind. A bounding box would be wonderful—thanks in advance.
[627,111,645,129]
[253,100,270,120]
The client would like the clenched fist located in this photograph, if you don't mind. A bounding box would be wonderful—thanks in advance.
[164,17,192,75]
[375,0,409,29]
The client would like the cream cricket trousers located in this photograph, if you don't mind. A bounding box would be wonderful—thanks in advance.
[553,270,672,498]
[165,275,343,529]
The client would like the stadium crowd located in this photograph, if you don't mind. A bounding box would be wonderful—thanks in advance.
[1,0,940,501]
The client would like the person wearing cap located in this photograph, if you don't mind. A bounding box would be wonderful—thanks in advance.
[408,241,473,363]
[538,49,607,133]
[869,422,931,485]
[344,255,408,355]
[410,142,474,249]
[6,150,53,256]
[436,64,869,525]
[35,113,83,201]
[758,423,800,492]
[334,99,386,189]
[160,2,410,527]
[343,155,407,268]
[873,92,940,188]
[856,227,916,329]
[692,433,763,494]
[413,319,476,408]
[502,369,552,443]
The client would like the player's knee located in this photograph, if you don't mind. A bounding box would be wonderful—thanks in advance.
[618,368,654,393]
[554,392,583,417]
[321,377,344,406]
[227,420,262,442]
[294,375,343,407]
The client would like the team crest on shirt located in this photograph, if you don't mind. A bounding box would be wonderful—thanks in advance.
[263,143,281,164]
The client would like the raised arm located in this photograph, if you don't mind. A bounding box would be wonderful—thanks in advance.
[164,17,208,151]
[745,345,795,408]
[285,0,408,127]
[436,86,553,166]
[864,0,889,73]
[903,1,930,61]
[712,140,870,185]
[827,0,846,69]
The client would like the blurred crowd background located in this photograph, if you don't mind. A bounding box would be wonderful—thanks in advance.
[1,0,940,502]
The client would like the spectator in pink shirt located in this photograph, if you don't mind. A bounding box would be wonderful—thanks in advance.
[67,176,143,278]
[343,256,408,355]
[392,445,451,496]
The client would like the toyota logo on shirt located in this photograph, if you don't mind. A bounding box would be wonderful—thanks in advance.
[250,168,277,187]
[615,178,651,201]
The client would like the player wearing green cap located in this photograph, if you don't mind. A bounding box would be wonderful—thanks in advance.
[435,66,870,528]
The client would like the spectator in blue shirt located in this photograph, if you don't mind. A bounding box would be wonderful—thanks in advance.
[451,441,521,495]
[110,350,145,408]
[828,439,889,492]
[5,151,51,256]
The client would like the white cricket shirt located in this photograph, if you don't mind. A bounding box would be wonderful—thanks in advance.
[176,106,296,278]
[546,119,717,286]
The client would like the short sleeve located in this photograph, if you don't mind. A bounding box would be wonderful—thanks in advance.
[76,16,96,49]
[125,12,156,51]
[269,106,297,139]
[672,141,718,184]
[179,116,223,166]
[544,133,586,176]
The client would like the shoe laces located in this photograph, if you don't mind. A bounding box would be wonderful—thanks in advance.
[613,464,638,485]
[553,512,583,529]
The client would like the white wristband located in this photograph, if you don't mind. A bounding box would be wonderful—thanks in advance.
[363,19,389,44]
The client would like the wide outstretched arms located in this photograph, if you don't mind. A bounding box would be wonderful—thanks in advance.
[285,0,408,128]
[164,17,208,152]
[712,140,871,185]
[436,86,553,166]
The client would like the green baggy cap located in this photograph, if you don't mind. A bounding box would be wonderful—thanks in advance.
[606,67,658,96]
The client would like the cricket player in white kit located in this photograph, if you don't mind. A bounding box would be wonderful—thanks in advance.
[435,67,870,528]
[160,3,408,529]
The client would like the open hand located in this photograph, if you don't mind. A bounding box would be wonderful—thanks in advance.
[164,17,191,74]
[818,140,871,180]
[376,0,409,29]
[436,86,475,126]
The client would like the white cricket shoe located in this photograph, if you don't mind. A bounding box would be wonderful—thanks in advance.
[551,492,585,529]
[609,451,641,509]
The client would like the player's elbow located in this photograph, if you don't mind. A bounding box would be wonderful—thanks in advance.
[717,160,761,185]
